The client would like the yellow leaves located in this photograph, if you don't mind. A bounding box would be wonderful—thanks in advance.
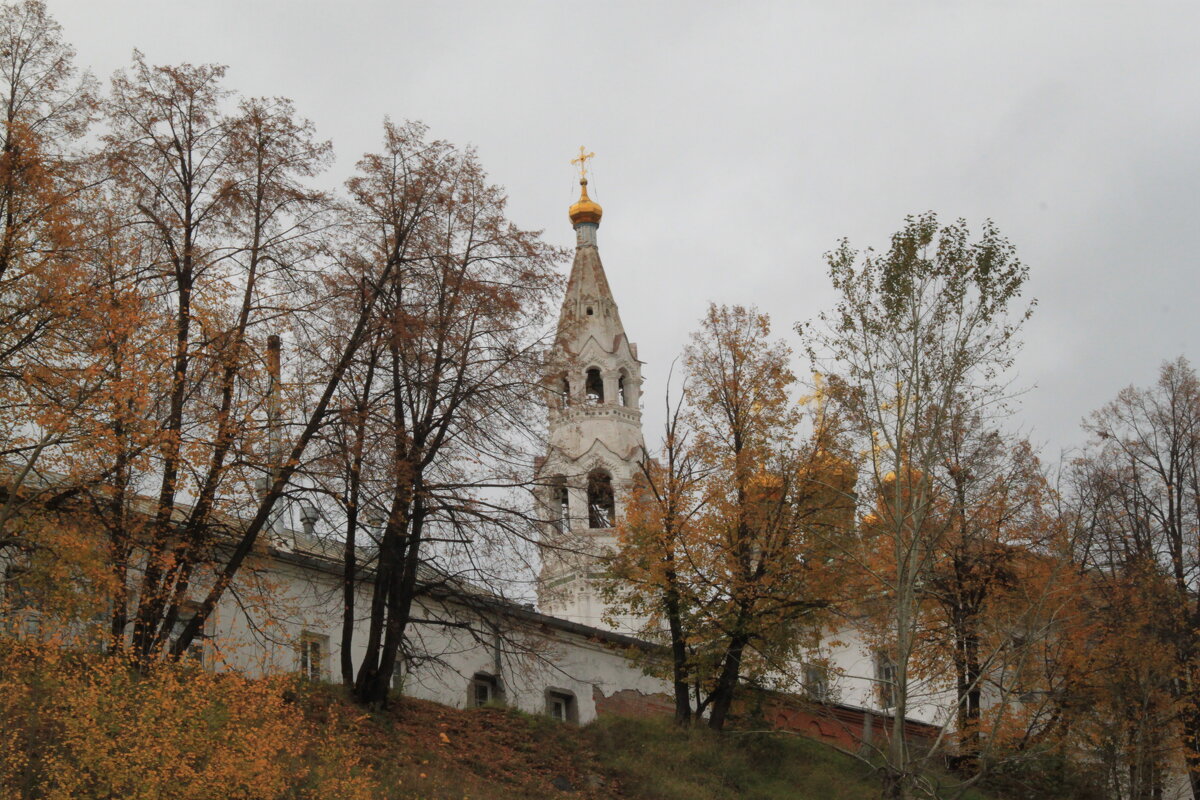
[0,646,378,800]
[439,731,451,744]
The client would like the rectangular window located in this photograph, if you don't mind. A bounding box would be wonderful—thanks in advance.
[546,689,576,722]
[875,651,898,709]
[803,663,830,703]
[299,631,328,681]
[3,564,32,609]
[470,673,499,707]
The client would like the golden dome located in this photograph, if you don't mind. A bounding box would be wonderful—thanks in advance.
[569,178,603,226]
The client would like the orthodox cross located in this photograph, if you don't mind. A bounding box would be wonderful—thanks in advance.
[571,146,595,180]
[800,371,827,412]
[800,371,831,437]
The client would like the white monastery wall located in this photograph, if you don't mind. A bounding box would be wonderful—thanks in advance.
[199,546,671,726]
[819,626,954,728]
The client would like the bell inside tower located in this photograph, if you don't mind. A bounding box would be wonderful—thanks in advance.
[587,470,614,529]
[585,368,604,404]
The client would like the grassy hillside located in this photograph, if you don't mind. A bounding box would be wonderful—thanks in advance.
[0,646,1094,799]
[0,642,1013,800]
[333,691,997,800]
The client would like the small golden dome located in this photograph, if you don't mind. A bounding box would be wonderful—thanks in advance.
[569,178,603,226]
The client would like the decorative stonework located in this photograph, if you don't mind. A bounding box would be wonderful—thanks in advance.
[537,184,646,634]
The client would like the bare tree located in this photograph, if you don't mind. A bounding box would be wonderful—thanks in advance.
[322,120,563,707]
[1073,357,1200,798]
[92,54,356,667]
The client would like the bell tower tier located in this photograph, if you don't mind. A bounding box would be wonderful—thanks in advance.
[537,162,646,634]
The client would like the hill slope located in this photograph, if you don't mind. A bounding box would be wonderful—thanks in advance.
[328,692,994,800]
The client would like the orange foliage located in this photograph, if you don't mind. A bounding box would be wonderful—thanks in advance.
[609,305,857,730]
[0,640,376,800]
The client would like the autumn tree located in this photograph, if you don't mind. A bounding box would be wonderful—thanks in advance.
[75,54,343,667]
[0,33,562,688]
[322,120,563,707]
[917,415,1062,770]
[974,505,1181,800]
[1075,568,1178,799]
[73,52,408,672]
[815,213,1034,797]
[609,305,852,731]
[1071,357,1200,797]
[949,550,1112,800]
[606,370,708,725]
[0,0,98,556]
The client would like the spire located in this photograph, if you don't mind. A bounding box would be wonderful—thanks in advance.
[539,150,646,633]
[556,148,624,350]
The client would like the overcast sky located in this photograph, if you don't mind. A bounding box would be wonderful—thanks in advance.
[49,0,1200,461]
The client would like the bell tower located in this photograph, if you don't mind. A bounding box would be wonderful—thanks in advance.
[537,151,645,633]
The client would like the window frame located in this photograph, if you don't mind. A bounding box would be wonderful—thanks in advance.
[584,367,604,404]
[803,663,830,703]
[2,563,40,637]
[874,650,898,709]
[545,688,578,723]
[469,672,501,708]
[298,630,329,681]
[171,601,207,665]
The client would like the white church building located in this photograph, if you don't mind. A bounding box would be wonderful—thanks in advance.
[4,172,947,745]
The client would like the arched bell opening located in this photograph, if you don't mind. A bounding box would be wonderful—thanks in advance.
[585,367,604,404]
[549,475,569,532]
[558,376,570,408]
[587,469,615,529]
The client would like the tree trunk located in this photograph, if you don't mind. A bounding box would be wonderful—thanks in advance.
[372,501,428,708]
[1179,706,1200,800]
[341,352,377,687]
[879,765,905,800]
[353,500,402,703]
[340,500,360,688]
[665,581,691,725]
[707,633,749,731]
[964,624,982,762]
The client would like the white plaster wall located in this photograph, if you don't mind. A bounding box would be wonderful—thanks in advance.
[203,549,670,725]
[199,553,955,729]
[819,625,955,728]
